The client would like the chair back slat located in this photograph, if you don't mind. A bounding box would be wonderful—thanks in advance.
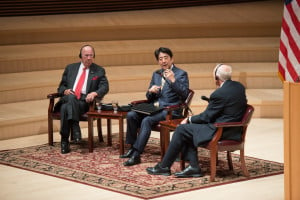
[183,89,194,117]
[241,104,254,125]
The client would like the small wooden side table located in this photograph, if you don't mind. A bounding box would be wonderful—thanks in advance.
[87,110,128,155]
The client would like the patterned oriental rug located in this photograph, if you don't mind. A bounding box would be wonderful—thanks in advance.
[0,137,283,199]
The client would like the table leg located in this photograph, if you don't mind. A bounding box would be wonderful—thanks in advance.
[107,119,112,146]
[88,116,94,153]
[97,118,103,142]
[119,118,124,155]
[160,130,165,158]
[160,126,170,159]
[164,129,170,157]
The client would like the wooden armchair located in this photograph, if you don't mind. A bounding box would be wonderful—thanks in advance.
[131,89,194,158]
[47,92,103,146]
[181,104,255,181]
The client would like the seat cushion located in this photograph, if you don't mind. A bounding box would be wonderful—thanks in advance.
[218,140,241,146]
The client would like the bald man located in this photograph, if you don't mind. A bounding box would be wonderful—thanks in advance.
[56,45,109,154]
[146,64,247,178]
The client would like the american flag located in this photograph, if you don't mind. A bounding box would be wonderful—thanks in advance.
[278,0,300,82]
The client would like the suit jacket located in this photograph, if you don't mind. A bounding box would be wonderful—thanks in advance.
[57,62,109,102]
[189,80,247,146]
[146,65,189,117]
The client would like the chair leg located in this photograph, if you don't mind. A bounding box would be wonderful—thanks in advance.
[48,116,54,146]
[97,119,104,142]
[210,149,217,182]
[160,127,171,159]
[160,131,164,158]
[240,149,250,177]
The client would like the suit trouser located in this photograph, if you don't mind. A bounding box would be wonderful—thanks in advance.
[160,124,199,168]
[60,94,88,141]
[125,110,168,154]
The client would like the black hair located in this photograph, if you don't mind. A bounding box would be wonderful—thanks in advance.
[154,47,173,60]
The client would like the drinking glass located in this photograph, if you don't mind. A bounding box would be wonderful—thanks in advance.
[112,100,118,113]
[96,99,102,112]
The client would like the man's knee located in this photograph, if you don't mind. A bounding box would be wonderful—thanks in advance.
[66,94,77,102]
[176,124,187,132]
[141,116,156,127]
[172,124,188,139]
[127,111,139,121]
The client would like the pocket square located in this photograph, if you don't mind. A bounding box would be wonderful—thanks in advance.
[92,76,99,80]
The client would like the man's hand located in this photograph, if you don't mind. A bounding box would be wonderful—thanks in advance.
[181,117,189,124]
[64,89,75,96]
[163,69,175,83]
[86,92,98,103]
[149,85,161,94]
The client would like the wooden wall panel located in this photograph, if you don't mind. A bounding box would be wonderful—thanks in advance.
[284,81,300,200]
[0,0,262,17]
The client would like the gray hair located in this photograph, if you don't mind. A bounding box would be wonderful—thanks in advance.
[214,64,232,81]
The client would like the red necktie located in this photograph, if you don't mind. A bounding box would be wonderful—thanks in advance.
[74,67,87,99]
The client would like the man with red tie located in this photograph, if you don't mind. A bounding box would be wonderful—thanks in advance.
[56,45,109,154]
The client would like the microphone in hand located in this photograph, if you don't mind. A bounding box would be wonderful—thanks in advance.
[201,95,210,102]
[155,69,162,75]
[155,69,166,80]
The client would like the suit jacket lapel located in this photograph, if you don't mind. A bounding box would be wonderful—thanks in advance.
[162,65,177,91]
[86,63,95,92]
[70,63,81,87]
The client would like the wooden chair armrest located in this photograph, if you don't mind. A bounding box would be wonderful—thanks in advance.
[206,127,224,148]
[131,99,149,105]
[130,100,185,111]
[214,121,244,128]
[159,118,183,130]
[163,103,185,111]
[164,103,186,120]
[47,92,61,99]
[47,93,62,113]
[88,101,95,111]
[207,121,244,148]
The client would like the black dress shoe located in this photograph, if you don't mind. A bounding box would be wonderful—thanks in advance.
[73,132,82,143]
[123,155,141,166]
[61,141,70,154]
[174,165,203,178]
[146,163,171,176]
[120,148,134,158]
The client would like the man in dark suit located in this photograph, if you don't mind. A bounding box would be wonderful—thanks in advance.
[56,44,109,154]
[121,47,189,166]
[146,64,247,177]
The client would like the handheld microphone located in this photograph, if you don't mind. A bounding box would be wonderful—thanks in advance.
[155,69,163,75]
[155,69,166,80]
[201,95,210,102]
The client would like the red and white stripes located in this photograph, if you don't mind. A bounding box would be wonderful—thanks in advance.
[278,0,300,82]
